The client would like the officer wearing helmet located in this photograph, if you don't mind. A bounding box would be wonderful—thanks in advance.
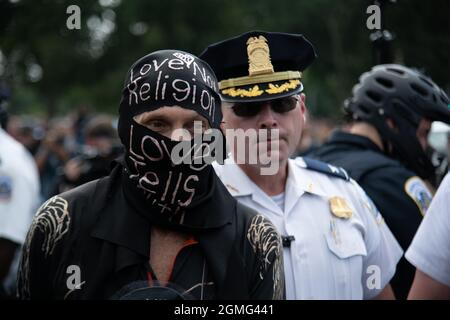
[308,64,450,299]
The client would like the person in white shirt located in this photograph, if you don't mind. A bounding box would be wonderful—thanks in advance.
[406,172,450,299]
[200,30,403,299]
[0,126,40,298]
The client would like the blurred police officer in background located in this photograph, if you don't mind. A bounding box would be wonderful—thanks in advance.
[201,31,403,300]
[407,172,450,299]
[0,97,40,299]
[308,64,450,299]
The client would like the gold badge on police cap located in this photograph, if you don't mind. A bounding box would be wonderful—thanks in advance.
[247,36,274,76]
[329,196,353,219]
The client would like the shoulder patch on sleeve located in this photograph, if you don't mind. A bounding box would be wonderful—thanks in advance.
[0,175,12,202]
[404,176,433,216]
[296,157,350,181]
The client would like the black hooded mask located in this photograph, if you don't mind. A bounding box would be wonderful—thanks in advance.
[117,50,228,232]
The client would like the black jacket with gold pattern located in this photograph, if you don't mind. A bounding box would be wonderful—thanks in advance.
[17,164,284,300]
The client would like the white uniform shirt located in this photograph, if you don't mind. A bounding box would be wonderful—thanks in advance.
[406,172,450,287]
[0,128,40,291]
[213,157,403,299]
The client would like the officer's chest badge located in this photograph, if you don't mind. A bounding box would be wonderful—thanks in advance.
[329,196,353,219]
[247,36,274,76]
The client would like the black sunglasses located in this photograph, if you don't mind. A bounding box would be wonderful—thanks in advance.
[231,95,299,118]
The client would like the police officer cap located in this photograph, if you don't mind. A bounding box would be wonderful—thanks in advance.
[199,30,317,103]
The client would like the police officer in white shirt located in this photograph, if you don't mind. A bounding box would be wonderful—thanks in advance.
[0,124,40,298]
[406,172,450,299]
[200,30,403,299]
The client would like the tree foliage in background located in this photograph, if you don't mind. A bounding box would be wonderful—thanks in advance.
[0,0,449,119]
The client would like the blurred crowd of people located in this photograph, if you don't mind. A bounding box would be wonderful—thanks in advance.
[5,108,123,201]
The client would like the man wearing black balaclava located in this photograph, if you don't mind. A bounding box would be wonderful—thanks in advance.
[17,50,284,300]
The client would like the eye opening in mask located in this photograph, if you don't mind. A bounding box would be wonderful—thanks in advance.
[133,107,211,140]
[231,95,299,118]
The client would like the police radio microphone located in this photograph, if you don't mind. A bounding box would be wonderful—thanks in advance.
[282,235,296,247]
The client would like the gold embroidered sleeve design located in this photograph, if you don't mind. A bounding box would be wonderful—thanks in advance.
[18,196,71,299]
[247,214,284,300]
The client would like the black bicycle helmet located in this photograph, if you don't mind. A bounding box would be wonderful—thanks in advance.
[344,64,450,179]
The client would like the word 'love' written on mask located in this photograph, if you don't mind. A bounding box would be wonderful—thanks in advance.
[127,125,209,218]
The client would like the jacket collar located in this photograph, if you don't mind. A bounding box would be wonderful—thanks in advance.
[90,163,236,287]
[215,157,328,215]
[89,165,150,273]
[329,130,383,153]
[215,158,258,197]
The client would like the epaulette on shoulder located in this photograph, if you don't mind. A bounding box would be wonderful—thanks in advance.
[295,157,350,181]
